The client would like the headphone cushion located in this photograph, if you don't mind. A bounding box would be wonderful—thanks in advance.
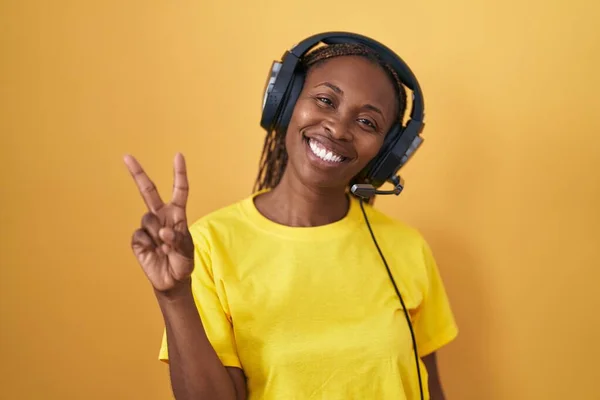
[361,123,402,178]
[276,70,305,133]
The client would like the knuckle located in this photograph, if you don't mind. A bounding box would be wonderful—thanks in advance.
[141,183,156,194]
[141,212,157,227]
[131,229,147,244]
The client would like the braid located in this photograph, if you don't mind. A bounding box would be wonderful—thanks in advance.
[253,43,408,193]
[254,127,288,191]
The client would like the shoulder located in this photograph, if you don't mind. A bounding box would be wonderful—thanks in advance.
[187,195,254,250]
[190,197,248,229]
[358,199,429,250]
[355,200,437,292]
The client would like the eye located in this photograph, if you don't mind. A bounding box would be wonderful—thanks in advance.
[357,118,377,130]
[316,96,334,107]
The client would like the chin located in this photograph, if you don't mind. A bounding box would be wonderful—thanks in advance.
[291,163,352,192]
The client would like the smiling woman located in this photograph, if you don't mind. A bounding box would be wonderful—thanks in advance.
[124,32,458,400]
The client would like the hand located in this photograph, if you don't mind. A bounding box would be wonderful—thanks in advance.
[124,153,195,294]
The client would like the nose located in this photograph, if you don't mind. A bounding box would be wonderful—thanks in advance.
[322,115,353,141]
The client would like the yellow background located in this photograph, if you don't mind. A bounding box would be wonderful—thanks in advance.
[1,0,599,399]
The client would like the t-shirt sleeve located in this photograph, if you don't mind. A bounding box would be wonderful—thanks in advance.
[412,239,459,357]
[158,234,241,368]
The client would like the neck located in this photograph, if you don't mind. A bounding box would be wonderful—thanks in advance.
[254,170,350,227]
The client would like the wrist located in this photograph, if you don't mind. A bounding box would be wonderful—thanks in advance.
[154,278,193,305]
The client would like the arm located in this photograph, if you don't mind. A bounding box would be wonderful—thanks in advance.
[423,352,445,400]
[157,285,247,400]
[411,239,458,400]
[123,154,247,400]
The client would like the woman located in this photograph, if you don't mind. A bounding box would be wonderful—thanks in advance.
[124,32,458,400]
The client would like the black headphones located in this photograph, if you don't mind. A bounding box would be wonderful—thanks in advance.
[260,31,426,198]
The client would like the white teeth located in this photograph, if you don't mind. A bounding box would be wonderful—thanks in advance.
[309,139,343,163]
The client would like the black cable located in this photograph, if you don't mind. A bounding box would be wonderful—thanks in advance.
[358,198,424,400]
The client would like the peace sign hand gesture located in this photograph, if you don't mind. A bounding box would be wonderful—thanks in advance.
[124,153,195,294]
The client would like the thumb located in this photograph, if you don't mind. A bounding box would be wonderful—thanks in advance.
[159,227,194,259]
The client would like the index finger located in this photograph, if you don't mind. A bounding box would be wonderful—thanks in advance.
[123,154,165,212]
[171,152,189,209]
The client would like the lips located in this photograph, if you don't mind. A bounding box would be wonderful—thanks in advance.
[311,139,348,164]
[302,133,354,161]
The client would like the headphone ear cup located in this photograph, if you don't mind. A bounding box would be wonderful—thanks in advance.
[357,123,402,183]
[379,123,402,157]
[362,120,424,187]
[275,70,305,133]
[260,52,302,132]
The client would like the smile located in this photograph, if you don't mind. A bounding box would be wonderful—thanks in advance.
[305,137,347,164]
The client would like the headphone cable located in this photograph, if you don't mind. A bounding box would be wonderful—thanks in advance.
[358,198,424,400]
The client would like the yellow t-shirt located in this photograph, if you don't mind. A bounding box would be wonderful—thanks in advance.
[158,192,458,400]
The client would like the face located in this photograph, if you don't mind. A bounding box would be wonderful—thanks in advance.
[284,55,398,191]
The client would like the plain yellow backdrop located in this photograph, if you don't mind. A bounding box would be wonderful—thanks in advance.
[1,0,599,399]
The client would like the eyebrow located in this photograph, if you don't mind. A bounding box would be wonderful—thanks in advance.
[315,82,386,122]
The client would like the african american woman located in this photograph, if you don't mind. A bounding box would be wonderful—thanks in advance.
[124,32,458,400]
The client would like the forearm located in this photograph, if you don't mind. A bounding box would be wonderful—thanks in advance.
[428,384,446,400]
[422,352,446,400]
[157,285,237,400]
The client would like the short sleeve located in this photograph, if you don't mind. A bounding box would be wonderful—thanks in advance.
[158,233,241,368]
[413,240,459,357]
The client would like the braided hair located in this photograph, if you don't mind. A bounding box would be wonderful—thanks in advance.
[253,42,408,193]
